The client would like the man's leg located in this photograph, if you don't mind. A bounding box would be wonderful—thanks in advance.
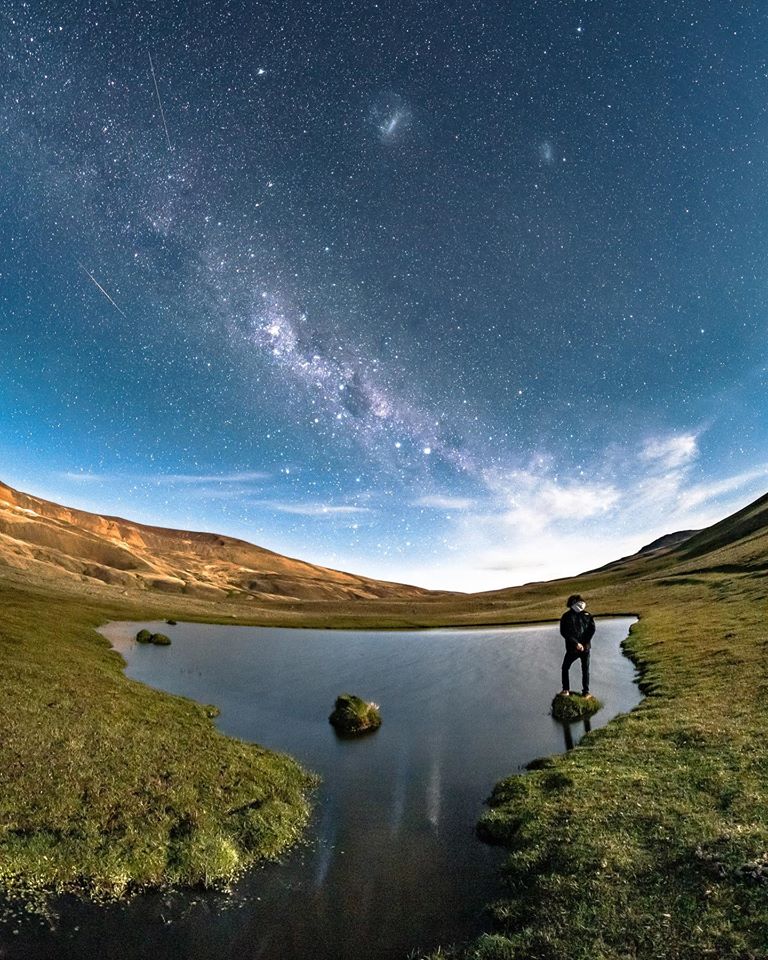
[561,650,578,692]
[580,651,591,695]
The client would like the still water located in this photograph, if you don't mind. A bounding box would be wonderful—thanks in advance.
[6,617,639,960]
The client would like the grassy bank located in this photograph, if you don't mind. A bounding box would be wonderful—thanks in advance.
[0,577,316,897]
[423,569,768,959]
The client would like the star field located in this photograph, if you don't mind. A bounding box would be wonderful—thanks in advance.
[2,1,768,590]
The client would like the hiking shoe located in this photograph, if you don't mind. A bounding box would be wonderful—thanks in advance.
[582,692,594,699]
[559,690,570,697]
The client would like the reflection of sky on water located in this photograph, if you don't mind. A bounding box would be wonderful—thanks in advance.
[426,752,443,832]
[389,743,409,836]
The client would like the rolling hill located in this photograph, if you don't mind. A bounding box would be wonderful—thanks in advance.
[0,479,435,602]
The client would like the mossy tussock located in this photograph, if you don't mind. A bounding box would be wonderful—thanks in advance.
[135,629,171,646]
[550,692,603,721]
[328,693,382,735]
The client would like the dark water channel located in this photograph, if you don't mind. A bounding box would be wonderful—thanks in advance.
[4,617,639,960]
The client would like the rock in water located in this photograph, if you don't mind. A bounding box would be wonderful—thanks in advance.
[135,629,153,644]
[329,694,382,735]
[551,692,602,721]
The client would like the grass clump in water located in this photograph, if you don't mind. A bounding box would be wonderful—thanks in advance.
[328,693,382,735]
[135,629,171,645]
[551,692,602,721]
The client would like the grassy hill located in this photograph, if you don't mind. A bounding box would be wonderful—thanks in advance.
[0,482,767,958]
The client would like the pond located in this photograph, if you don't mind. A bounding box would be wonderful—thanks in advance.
[5,617,639,960]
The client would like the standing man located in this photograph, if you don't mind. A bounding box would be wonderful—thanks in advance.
[559,594,595,698]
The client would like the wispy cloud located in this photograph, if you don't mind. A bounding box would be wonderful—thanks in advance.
[153,471,270,484]
[676,466,768,512]
[59,469,270,485]
[60,471,109,483]
[640,432,699,469]
[480,466,620,535]
[254,500,372,517]
[412,494,475,510]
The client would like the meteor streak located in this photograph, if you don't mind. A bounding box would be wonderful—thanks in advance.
[77,262,128,318]
[148,49,173,153]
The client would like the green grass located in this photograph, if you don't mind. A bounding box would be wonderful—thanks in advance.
[0,578,317,898]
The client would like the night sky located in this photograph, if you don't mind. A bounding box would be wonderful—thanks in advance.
[2,1,768,591]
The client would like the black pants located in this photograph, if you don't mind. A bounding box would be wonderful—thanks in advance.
[561,647,590,694]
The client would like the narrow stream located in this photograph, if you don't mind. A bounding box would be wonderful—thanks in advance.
[3,617,639,960]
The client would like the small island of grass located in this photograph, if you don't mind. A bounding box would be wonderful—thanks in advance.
[551,692,602,721]
[329,693,382,735]
[135,629,172,646]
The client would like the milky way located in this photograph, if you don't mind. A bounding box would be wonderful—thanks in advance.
[1,1,768,590]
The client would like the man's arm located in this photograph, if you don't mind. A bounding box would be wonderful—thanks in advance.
[584,615,596,644]
[560,612,577,648]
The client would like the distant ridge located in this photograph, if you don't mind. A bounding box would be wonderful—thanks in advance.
[581,529,701,576]
[0,479,437,602]
[672,490,768,562]
[637,530,700,554]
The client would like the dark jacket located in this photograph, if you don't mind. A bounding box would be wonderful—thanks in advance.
[560,609,595,653]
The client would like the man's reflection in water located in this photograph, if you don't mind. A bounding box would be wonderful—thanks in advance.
[560,716,592,751]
